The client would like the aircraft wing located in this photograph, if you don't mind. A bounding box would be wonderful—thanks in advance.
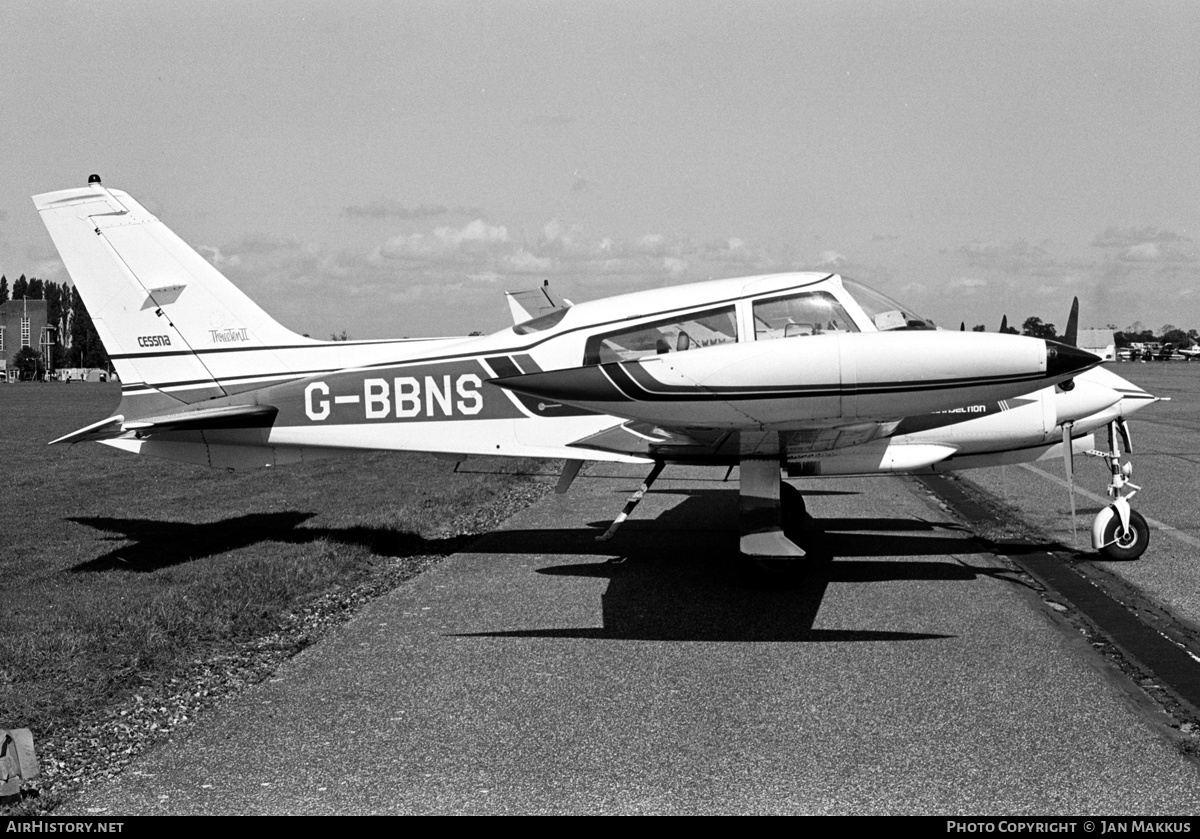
[569,421,733,458]
[50,404,278,445]
[568,418,910,458]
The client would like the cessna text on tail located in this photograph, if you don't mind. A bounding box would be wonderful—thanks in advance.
[35,176,1159,564]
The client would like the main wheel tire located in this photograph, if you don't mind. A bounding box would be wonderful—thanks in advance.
[1100,509,1150,560]
[780,481,808,519]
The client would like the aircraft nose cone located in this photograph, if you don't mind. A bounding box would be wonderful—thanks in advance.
[1045,340,1101,378]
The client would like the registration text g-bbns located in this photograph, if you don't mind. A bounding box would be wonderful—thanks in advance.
[305,375,483,421]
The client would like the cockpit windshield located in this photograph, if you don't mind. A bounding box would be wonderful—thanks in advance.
[842,279,937,331]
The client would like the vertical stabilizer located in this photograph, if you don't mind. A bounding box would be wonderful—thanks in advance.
[505,280,565,325]
[34,177,317,406]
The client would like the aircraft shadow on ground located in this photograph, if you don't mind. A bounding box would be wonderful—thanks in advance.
[66,512,479,572]
[457,494,1031,643]
[67,494,1040,643]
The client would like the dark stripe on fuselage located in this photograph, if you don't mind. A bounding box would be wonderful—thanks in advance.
[893,404,1002,435]
[106,337,447,361]
[497,359,1054,408]
[484,356,523,378]
[611,361,1049,401]
[512,354,542,374]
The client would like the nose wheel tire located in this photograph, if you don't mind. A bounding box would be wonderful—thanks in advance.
[1100,509,1149,560]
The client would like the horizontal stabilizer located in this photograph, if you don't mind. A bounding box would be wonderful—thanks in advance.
[49,415,127,446]
[124,404,278,434]
[49,404,277,446]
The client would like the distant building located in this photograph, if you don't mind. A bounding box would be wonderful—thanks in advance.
[0,299,50,379]
[1078,328,1115,362]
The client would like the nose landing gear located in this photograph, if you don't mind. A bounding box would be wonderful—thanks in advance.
[1086,419,1149,560]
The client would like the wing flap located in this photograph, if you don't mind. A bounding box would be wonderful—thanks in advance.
[569,420,730,458]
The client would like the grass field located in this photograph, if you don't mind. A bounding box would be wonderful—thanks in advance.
[0,382,551,810]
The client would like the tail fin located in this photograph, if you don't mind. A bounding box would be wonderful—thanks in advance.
[34,176,316,410]
[505,279,567,325]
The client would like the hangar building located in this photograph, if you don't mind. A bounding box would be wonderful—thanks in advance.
[0,299,50,379]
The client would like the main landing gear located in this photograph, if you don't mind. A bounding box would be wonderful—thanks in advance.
[1085,419,1149,560]
[736,458,820,586]
[595,457,816,583]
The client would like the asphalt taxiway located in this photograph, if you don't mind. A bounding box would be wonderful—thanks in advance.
[67,445,1200,814]
[961,363,1200,631]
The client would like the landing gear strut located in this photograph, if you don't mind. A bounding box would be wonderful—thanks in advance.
[1085,420,1149,560]
[738,458,807,558]
[734,458,823,587]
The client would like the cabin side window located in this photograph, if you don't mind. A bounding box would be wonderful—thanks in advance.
[583,306,738,365]
[752,291,859,340]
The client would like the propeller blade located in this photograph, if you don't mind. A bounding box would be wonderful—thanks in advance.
[1064,297,1079,347]
[1063,422,1077,544]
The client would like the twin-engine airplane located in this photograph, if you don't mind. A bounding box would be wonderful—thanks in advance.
[36,177,1158,564]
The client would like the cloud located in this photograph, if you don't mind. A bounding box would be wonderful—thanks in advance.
[948,277,988,295]
[378,219,511,261]
[197,245,241,268]
[1117,242,1196,263]
[221,234,301,255]
[198,212,822,339]
[699,237,760,267]
[501,249,554,273]
[636,233,667,256]
[537,219,591,258]
[32,259,67,281]
[1092,226,1192,248]
[957,238,1063,276]
[343,199,482,220]
[443,219,509,247]
[663,257,688,276]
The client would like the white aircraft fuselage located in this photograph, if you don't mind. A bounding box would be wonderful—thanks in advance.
[34,179,1158,560]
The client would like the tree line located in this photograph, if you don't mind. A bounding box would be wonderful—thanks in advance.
[967,314,1197,349]
[1,274,108,377]
[5,269,1198,379]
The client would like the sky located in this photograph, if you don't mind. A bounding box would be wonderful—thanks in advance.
[1,1,1197,339]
